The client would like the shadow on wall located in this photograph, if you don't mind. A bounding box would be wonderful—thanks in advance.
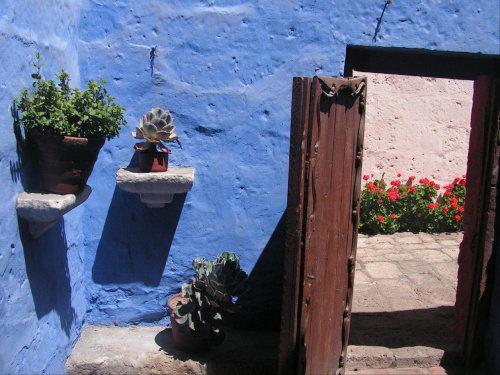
[235,212,286,331]
[92,186,186,287]
[13,110,76,337]
[10,107,42,192]
[20,220,77,337]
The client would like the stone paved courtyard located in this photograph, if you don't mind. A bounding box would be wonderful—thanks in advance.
[347,231,463,371]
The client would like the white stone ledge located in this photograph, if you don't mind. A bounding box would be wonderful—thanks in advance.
[116,167,195,208]
[16,186,92,238]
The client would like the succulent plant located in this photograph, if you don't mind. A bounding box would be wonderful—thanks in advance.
[172,252,250,347]
[132,107,178,152]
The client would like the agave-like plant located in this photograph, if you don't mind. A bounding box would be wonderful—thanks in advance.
[172,252,250,347]
[132,107,178,152]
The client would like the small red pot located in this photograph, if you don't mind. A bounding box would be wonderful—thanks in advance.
[167,294,210,352]
[138,151,168,172]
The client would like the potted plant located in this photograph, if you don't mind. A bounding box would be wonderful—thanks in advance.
[167,252,250,352]
[13,53,126,194]
[132,107,178,172]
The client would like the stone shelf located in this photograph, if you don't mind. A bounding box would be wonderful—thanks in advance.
[16,186,92,238]
[116,167,195,208]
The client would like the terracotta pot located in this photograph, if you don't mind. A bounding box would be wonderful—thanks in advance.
[138,151,169,172]
[167,294,210,352]
[29,132,105,194]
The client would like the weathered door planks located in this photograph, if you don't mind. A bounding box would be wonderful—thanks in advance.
[279,76,366,375]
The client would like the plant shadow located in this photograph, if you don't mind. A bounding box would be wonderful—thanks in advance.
[92,186,186,287]
[154,328,279,374]
[10,103,42,192]
[20,219,77,337]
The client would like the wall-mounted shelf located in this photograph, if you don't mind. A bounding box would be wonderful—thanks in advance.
[16,186,92,238]
[116,167,195,208]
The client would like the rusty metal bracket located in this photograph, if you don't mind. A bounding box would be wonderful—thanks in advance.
[318,77,366,99]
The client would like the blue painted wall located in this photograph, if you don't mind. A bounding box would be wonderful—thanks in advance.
[1,1,498,373]
[0,3,88,374]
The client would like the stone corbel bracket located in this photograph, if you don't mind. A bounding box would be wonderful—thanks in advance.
[16,186,92,238]
[116,167,195,208]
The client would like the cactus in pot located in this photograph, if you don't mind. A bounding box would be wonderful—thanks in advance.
[132,107,178,171]
[169,252,250,350]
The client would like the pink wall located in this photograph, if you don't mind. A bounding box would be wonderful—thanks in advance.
[358,72,473,187]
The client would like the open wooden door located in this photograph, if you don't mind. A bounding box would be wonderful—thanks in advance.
[279,76,366,375]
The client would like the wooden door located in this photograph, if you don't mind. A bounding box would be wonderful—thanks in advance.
[279,76,366,375]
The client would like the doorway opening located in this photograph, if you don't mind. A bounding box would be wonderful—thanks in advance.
[344,46,500,371]
[347,71,472,370]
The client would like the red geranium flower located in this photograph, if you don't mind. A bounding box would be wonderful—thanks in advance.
[420,178,429,185]
[458,207,464,213]
[454,215,461,221]
[428,203,435,209]
[377,215,384,222]
[363,175,370,180]
[409,176,416,181]
[390,213,396,219]
[443,207,449,213]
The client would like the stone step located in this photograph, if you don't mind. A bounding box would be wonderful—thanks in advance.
[347,345,461,371]
[67,325,463,374]
[66,325,279,375]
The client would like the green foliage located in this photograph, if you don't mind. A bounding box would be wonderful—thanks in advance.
[359,174,466,235]
[132,107,178,153]
[172,252,249,347]
[14,53,126,140]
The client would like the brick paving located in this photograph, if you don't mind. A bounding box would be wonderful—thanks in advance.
[346,232,469,374]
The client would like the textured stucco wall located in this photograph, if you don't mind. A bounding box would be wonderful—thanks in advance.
[0,2,87,374]
[1,0,499,373]
[358,72,473,187]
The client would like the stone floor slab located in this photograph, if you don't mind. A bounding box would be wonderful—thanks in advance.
[365,262,404,279]
[349,232,463,371]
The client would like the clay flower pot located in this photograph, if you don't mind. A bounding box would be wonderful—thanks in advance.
[167,294,210,352]
[30,131,105,194]
[138,151,168,172]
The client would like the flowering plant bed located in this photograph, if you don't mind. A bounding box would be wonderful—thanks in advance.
[359,173,466,235]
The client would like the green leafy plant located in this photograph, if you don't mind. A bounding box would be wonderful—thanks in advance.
[172,252,250,347]
[359,173,466,235]
[14,53,126,140]
[132,107,178,153]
